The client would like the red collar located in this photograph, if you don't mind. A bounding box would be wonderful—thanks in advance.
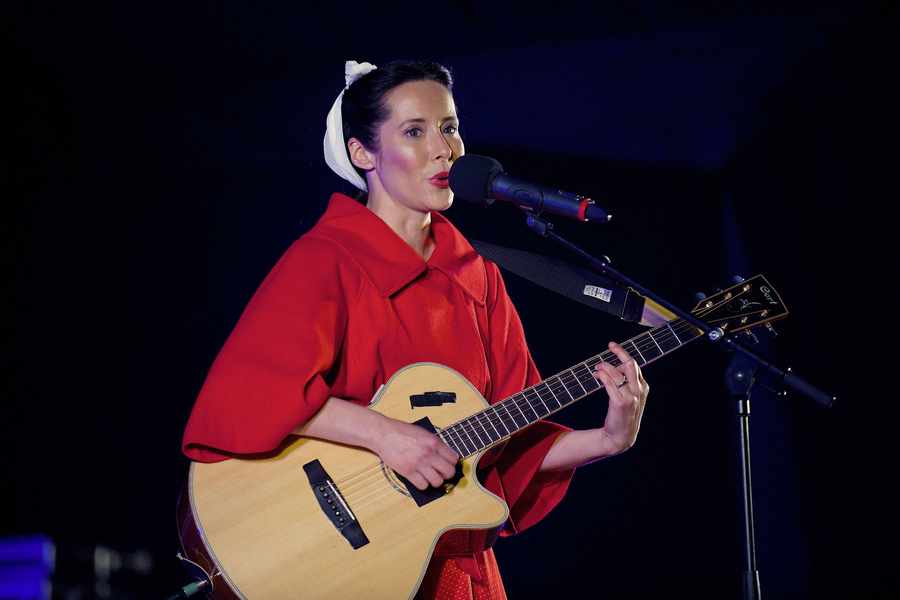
[308,193,486,305]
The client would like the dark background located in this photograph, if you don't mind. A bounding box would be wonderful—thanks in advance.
[3,2,895,599]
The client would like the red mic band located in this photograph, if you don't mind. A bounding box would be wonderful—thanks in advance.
[578,198,591,221]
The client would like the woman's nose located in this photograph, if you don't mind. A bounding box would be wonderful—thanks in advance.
[433,129,453,160]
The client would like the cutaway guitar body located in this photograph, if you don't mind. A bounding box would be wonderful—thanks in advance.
[180,364,508,599]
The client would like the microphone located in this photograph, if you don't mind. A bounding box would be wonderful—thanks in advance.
[448,154,610,223]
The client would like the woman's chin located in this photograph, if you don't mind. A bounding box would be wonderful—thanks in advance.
[428,190,454,212]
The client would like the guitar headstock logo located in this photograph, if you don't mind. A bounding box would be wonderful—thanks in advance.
[759,286,780,306]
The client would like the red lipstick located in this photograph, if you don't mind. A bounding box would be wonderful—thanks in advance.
[429,171,450,189]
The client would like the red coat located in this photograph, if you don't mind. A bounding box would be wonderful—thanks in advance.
[182,193,574,599]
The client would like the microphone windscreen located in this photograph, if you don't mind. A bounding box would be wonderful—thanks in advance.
[448,154,504,205]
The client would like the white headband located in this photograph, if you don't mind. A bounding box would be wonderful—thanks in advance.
[323,60,378,192]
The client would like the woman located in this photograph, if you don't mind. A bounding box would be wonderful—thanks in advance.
[182,59,649,599]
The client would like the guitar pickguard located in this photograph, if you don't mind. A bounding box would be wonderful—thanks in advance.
[391,417,464,507]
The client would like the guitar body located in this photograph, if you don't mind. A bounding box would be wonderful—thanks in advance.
[179,363,509,599]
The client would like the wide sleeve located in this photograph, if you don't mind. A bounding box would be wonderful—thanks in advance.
[181,234,359,462]
[478,261,575,536]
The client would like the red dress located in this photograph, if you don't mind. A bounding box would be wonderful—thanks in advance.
[182,193,574,599]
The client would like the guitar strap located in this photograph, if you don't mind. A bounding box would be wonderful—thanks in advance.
[470,239,645,323]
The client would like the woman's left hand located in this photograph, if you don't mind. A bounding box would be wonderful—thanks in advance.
[592,341,650,455]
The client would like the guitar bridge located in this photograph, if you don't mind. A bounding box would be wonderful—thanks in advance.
[302,460,369,549]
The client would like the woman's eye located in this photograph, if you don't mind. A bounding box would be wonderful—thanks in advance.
[405,128,423,138]
[443,125,458,135]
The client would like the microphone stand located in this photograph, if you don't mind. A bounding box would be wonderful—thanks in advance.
[523,213,835,600]
[725,350,763,600]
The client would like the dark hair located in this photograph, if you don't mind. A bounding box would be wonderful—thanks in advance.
[341,60,454,182]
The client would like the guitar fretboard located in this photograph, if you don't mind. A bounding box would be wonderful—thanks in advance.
[437,318,702,458]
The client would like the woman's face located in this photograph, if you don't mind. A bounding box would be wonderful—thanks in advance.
[365,80,464,214]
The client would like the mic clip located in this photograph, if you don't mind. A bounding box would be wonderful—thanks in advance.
[526,214,554,237]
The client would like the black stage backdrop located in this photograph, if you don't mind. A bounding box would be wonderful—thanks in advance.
[3,3,895,599]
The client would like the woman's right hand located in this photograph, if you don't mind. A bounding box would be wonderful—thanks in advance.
[373,419,460,491]
[296,397,460,491]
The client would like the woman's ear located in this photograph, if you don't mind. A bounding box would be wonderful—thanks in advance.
[347,137,375,171]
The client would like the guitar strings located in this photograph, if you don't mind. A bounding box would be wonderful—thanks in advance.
[339,299,767,506]
[343,321,701,503]
[437,319,702,454]
[335,318,708,504]
[344,338,713,504]
[340,317,703,499]
[345,327,754,505]
[340,317,700,495]
[422,318,697,462]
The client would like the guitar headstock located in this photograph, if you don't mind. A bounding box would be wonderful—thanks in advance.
[690,275,788,333]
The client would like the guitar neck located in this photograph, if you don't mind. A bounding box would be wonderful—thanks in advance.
[437,318,704,459]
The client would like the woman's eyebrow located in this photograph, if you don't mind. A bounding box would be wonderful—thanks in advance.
[398,116,457,127]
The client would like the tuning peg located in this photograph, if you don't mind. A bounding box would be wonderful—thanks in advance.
[743,330,760,344]
[764,323,778,336]
[732,275,745,284]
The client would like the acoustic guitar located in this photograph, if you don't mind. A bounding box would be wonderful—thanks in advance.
[177,274,787,599]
